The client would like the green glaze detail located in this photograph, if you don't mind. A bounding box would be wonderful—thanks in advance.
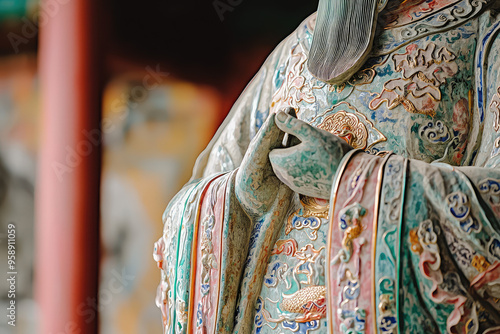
[154,3,500,333]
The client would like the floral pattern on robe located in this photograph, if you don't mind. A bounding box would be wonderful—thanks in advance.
[154,2,500,333]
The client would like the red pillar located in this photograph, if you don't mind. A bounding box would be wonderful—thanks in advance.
[36,0,102,333]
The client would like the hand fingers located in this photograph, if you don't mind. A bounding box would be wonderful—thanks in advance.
[268,147,297,190]
[269,146,332,199]
[268,144,303,163]
[246,113,285,162]
[237,113,285,196]
[269,146,323,198]
[275,111,317,142]
[235,113,286,213]
[268,144,304,183]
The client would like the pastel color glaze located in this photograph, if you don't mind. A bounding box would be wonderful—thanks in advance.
[155,1,500,333]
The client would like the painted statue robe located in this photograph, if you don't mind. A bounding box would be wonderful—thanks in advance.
[154,1,500,333]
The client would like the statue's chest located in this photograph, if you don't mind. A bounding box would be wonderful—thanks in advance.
[270,22,478,165]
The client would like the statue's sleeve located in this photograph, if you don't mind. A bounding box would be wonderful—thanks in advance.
[154,170,255,334]
[325,150,500,334]
[325,16,500,334]
[154,28,299,334]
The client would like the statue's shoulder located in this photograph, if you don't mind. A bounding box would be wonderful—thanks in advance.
[293,12,317,54]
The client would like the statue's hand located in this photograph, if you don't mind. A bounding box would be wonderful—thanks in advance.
[235,113,292,219]
[270,111,352,199]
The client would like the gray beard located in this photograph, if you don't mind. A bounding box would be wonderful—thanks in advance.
[307,0,380,85]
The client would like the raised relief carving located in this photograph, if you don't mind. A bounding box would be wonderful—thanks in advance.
[319,111,370,149]
[399,0,486,39]
[446,191,481,234]
[285,196,328,241]
[378,277,397,334]
[256,240,327,329]
[478,178,500,217]
[383,0,459,28]
[271,43,314,115]
[412,219,478,332]
[280,285,327,321]
[314,101,386,150]
[419,120,451,144]
[329,55,390,93]
[370,43,458,117]
[489,86,500,132]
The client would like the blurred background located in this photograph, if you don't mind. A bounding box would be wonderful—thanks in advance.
[0,0,318,333]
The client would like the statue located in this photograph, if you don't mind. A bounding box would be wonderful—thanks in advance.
[154,0,500,332]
